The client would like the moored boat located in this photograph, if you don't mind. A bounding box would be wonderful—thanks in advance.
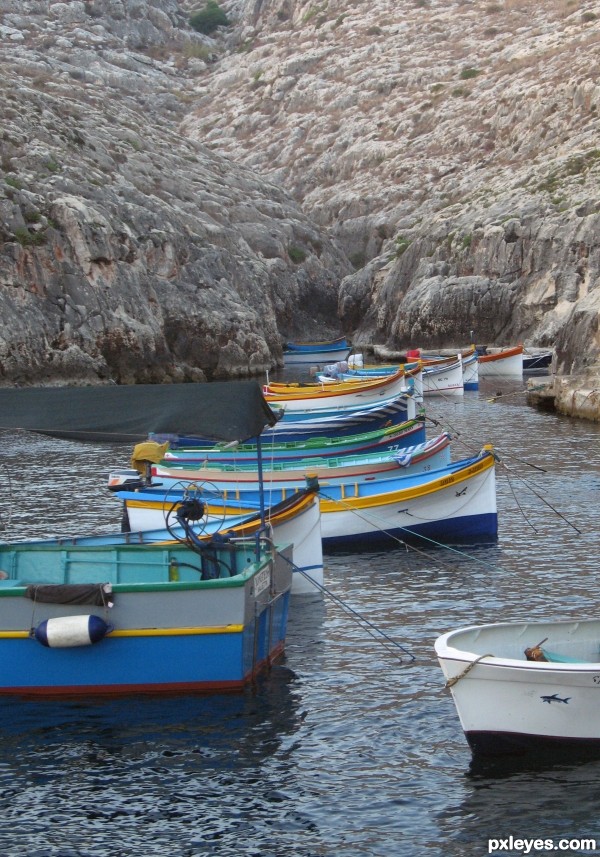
[264,367,417,411]
[523,348,554,372]
[150,392,417,447]
[0,530,292,696]
[319,354,464,397]
[117,442,494,551]
[0,380,299,696]
[160,419,426,465]
[477,345,524,377]
[435,616,600,757]
[148,425,445,489]
[283,336,351,366]
[462,350,479,390]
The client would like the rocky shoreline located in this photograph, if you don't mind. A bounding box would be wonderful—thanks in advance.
[527,373,600,422]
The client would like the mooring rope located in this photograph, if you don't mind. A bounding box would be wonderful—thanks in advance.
[317,487,511,576]
[445,653,494,688]
[275,548,416,663]
[424,404,582,533]
[495,456,582,535]
[0,462,13,532]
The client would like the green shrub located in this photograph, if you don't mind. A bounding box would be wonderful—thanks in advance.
[395,236,411,257]
[288,246,306,264]
[460,67,481,80]
[14,227,46,247]
[189,2,230,35]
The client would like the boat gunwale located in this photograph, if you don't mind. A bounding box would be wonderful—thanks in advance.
[318,448,495,510]
[435,618,600,671]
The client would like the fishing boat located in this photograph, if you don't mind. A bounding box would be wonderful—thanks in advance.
[0,530,292,697]
[272,386,421,421]
[435,616,600,757]
[421,357,463,397]
[523,348,554,372]
[160,419,426,465]
[264,367,417,412]
[116,443,495,551]
[319,355,464,397]
[7,488,323,599]
[150,392,417,447]
[147,426,447,490]
[116,488,323,596]
[0,381,298,696]
[462,350,479,391]
[317,445,496,549]
[477,345,524,377]
[283,336,352,366]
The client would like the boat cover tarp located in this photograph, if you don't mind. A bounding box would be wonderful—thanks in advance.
[0,381,278,443]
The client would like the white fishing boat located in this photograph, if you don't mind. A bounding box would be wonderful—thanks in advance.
[477,345,524,377]
[264,367,417,412]
[117,443,495,551]
[435,616,600,757]
[422,356,464,397]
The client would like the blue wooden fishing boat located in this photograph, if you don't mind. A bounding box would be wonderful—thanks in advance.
[115,445,497,551]
[159,419,422,465]
[0,381,297,696]
[0,533,292,696]
[149,392,417,447]
[283,336,351,366]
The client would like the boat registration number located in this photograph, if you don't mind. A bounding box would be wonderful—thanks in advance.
[253,568,271,596]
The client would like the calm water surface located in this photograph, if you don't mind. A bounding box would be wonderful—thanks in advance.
[0,377,599,856]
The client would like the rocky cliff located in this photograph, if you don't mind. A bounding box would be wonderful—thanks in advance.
[0,0,349,385]
[2,0,600,385]
[183,0,600,376]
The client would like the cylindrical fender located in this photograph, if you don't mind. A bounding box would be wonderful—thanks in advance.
[34,615,113,648]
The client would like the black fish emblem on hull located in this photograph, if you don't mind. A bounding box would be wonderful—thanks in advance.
[540,693,571,704]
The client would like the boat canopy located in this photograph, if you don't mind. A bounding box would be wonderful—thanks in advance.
[0,380,278,443]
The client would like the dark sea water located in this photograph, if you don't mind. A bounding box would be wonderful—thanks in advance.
[0,377,599,856]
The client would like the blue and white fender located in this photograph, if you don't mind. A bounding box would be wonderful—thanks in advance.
[34,615,113,648]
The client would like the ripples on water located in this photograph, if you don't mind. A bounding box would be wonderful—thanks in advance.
[0,378,599,856]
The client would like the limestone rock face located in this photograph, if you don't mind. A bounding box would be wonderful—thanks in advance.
[3,0,600,383]
[0,0,349,385]
[182,0,600,375]
[339,207,600,374]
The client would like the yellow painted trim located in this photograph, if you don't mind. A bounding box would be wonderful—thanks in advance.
[0,625,244,640]
[109,625,244,637]
[319,452,494,512]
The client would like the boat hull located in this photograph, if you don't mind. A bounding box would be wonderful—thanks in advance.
[132,446,495,551]
[151,422,431,487]
[422,358,464,397]
[462,353,479,390]
[0,541,292,696]
[162,420,424,464]
[265,369,414,411]
[283,337,351,366]
[318,451,496,548]
[477,345,524,377]
[436,617,600,756]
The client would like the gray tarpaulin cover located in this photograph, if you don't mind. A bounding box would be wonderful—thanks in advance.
[0,381,278,443]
